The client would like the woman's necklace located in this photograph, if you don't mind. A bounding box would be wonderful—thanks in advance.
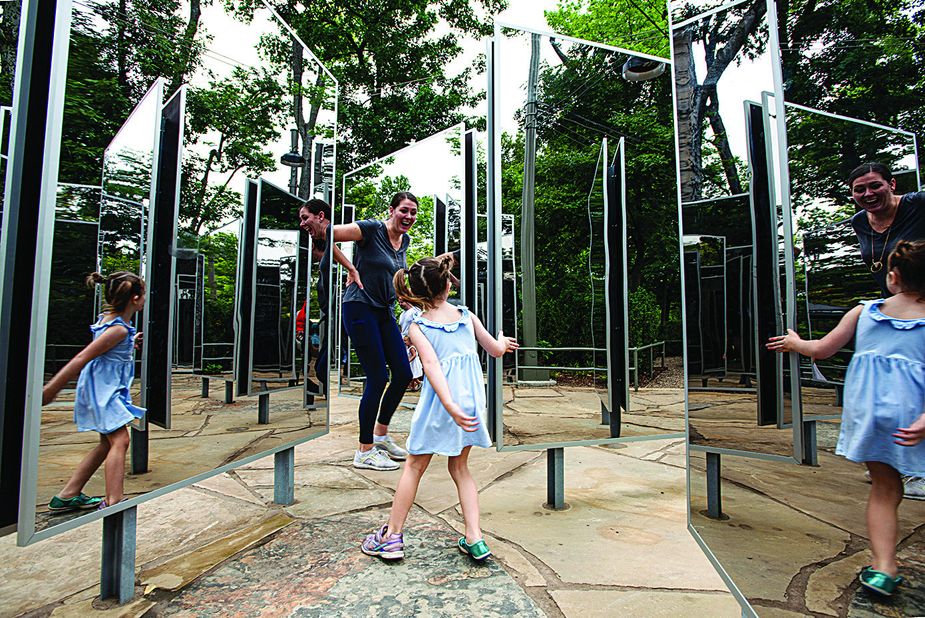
[869,225,892,273]
[868,199,899,273]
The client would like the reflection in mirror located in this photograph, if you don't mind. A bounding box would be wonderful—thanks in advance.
[672,0,798,458]
[789,106,920,422]
[25,0,333,541]
[492,27,680,449]
[337,124,466,412]
[680,2,925,614]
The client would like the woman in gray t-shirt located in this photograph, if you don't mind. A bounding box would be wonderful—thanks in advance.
[332,192,419,471]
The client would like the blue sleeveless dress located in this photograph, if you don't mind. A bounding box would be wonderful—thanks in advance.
[73,316,146,434]
[406,306,491,456]
[836,300,925,476]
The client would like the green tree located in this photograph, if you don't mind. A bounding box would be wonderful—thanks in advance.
[258,0,507,175]
[545,0,669,59]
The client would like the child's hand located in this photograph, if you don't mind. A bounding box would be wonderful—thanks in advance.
[497,331,519,354]
[42,386,56,406]
[894,413,925,446]
[134,332,144,350]
[446,402,480,432]
[766,329,802,353]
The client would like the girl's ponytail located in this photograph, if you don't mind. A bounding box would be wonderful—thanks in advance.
[393,268,416,307]
[889,240,925,300]
[85,272,105,288]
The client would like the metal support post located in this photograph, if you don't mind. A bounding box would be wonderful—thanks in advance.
[201,377,209,398]
[224,380,234,403]
[274,447,295,505]
[100,506,137,604]
[130,428,147,475]
[600,400,610,425]
[706,452,723,519]
[258,393,270,424]
[545,448,566,510]
[802,420,818,466]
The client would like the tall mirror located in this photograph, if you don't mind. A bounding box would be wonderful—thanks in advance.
[490,25,681,450]
[21,0,335,544]
[676,0,925,615]
[673,0,798,459]
[336,124,466,410]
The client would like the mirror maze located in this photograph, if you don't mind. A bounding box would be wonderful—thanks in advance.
[1,0,923,614]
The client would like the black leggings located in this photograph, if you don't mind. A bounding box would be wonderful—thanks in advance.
[342,302,413,444]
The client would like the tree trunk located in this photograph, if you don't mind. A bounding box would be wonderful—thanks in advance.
[169,0,201,94]
[0,0,21,105]
[673,26,703,202]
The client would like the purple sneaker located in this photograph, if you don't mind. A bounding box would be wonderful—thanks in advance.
[361,524,404,560]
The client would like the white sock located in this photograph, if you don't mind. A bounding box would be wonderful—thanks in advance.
[373,434,388,443]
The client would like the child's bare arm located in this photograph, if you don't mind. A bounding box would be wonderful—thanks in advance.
[408,324,479,432]
[469,313,519,358]
[766,305,862,359]
[42,325,128,405]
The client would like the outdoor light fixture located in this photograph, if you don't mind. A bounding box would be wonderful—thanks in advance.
[280,128,306,167]
[621,57,665,82]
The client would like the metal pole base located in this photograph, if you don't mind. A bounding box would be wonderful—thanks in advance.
[101,506,137,604]
[274,447,295,505]
[544,448,567,510]
[258,393,270,424]
[706,452,723,519]
[600,401,610,425]
[224,380,234,404]
[201,377,209,398]
[802,420,818,466]
[130,428,147,475]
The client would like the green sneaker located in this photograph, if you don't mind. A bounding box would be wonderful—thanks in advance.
[48,493,103,512]
[458,537,492,561]
[859,566,903,596]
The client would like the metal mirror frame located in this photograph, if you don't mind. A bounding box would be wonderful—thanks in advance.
[12,0,337,546]
[488,22,681,451]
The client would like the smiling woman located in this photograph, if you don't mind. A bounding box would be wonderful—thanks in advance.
[332,191,419,471]
[849,162,925,295]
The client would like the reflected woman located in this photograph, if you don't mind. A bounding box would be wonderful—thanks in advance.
[849,162,925,295]
[849,162,925,500]
[329,192,418,471]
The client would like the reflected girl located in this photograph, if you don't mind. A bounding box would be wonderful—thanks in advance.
[767,241,925,595]
[331,192,419,471]
[42,271,147,511]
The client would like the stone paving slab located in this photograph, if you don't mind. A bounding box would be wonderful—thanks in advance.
[156,509,545,618]
[477,445,728,591]
[550,589,740,617]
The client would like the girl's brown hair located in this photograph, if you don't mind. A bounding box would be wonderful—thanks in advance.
[393,254,454,310]
[86,271,145,312]
[888,240,925,299]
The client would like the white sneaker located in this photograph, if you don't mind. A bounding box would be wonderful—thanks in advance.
[353,448,400,471]
[903,476,925,500]
[374,435,408,461]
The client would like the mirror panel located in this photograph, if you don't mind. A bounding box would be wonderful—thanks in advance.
[25,0,333,541]
[336,124,466,410]
[679,2,925,614]
[673,1,797,458]
[492,26,680,449]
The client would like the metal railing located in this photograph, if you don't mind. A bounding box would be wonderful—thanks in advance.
[629,341,666,391]
[513,342,667,391]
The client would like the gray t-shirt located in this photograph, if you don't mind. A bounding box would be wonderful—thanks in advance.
[343,219,409,308]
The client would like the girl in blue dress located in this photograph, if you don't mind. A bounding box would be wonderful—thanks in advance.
[767,240,925,596]
[43,271,147,511]
[361,254,518,561]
